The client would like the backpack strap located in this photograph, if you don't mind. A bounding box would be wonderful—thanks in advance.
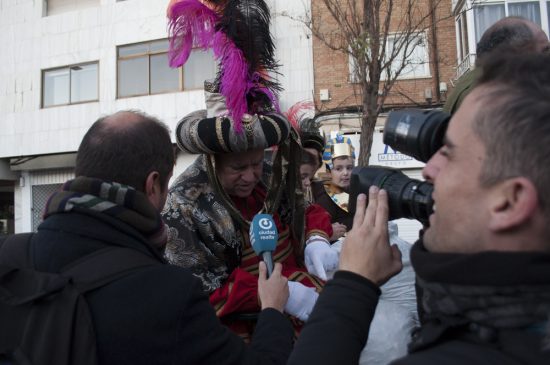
[0,233,34,268]
[0,234,160,304]
[60,246,161,292]
[0,234,51,307]
[0,235,162,365]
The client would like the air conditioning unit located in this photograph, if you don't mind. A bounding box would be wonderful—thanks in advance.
[319,89,330,101]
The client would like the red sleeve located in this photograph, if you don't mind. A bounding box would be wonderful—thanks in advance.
[305,204,333,241]
[209,267,261,317]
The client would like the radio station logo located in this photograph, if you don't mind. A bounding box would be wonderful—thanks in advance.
[259,218,274,230]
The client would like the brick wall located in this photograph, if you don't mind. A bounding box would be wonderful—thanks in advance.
[311,0,457,112]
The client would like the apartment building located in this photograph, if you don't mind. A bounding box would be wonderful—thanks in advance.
[452,0,549,79]
[311,0,549,113]
[0,0,314,234]
[308,0,458,240]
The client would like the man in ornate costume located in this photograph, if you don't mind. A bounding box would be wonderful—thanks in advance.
[162,0,338,332]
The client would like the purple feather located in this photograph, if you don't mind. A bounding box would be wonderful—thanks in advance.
[249,73,280,113]
[167,0,281,135]
[216,33,248,133]
[167,0,220,67]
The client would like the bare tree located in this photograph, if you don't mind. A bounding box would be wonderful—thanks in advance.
[292,0,450,166]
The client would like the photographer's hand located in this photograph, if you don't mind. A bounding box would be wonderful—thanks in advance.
[339,187,403,286]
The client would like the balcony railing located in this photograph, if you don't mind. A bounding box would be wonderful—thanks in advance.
[454,53,477,82]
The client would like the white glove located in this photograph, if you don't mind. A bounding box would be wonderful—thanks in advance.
[284,281,319,322]
[304,236,339,280]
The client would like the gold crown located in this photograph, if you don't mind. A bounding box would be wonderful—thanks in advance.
[331,143,353,159]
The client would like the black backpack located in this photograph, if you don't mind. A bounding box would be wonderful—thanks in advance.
[0,233,159,365]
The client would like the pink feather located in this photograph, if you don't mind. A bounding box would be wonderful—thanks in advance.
[168,0,280,135]
[214,32,248,133]
[167,0,220,67]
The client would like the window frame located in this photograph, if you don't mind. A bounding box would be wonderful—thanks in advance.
[116,39,183,99]
[44,0,100,17]
[116,39,216,99]
[382,31,432,81]
[41,61,99,109]
[470,0,550,39]
[507,1,542,25]
[348,31,431,83]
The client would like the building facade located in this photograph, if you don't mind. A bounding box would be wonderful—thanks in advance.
[309,0,459,241]
[0,0,314,233]
[311,0,458,114]
[4,0,544,238]
[452,0,549,79]
[309,0,548,242]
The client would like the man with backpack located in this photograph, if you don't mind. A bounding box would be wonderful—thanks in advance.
[0,110,292,365]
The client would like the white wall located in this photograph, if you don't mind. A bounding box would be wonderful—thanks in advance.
[1,0,313,232]
[271,0,315,111]
[0,0,314,158]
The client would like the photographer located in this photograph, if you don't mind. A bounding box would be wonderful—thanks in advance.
[289,52,550,364]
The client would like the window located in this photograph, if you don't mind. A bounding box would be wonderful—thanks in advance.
[385,33,431,79]
[42,62,98,107]
[32,184,62,231]
[457,12,470,62]
[474,4,505,42]
[349,32,430,82]
[117,39,217,98]
[508,1,542,25]
[472,1,549,42]
[45,0,99,16]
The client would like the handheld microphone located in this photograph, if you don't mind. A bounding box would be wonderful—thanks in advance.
[249,214,278,277]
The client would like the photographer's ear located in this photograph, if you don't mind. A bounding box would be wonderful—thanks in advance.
[488,177,538,231]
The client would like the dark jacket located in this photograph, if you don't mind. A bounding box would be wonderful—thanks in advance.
[289,253,550,365]
[442,68,480,115]
[26,211,293,365]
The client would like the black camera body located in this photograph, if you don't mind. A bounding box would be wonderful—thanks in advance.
[349,109,450,224]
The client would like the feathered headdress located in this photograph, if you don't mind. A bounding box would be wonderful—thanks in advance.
[285,101,325,154]
[284,100,314,130]
[167,0,281,133]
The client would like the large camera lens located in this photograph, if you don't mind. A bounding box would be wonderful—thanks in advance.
[349,166,433,225]
[383,109,450,163]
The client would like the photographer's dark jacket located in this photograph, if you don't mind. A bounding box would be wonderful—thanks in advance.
[11,177,292,365]
[289,240,550,365]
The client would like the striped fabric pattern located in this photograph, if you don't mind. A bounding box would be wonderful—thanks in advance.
[44,177,166,247]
